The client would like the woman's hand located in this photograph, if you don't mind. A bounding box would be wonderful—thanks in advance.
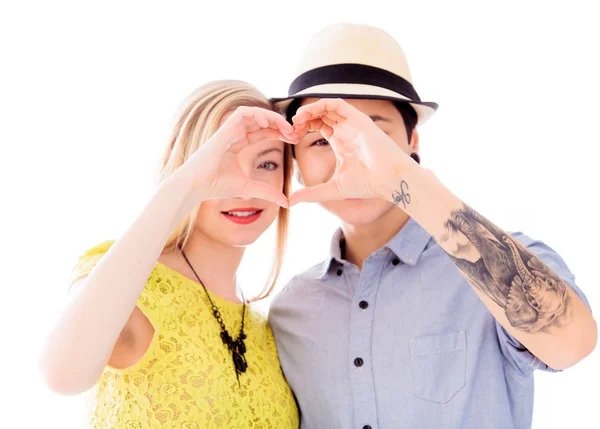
[177,106,297,207]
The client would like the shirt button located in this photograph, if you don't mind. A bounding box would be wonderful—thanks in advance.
[337,269,343,276]
[359,300,369,309]
[354,357,364,367]
[392,258,400,266]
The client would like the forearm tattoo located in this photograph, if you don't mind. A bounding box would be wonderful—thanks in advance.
[391,180,411,209]
[439,204,571,334]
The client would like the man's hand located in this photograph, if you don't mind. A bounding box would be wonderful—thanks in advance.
[290,98,416,206]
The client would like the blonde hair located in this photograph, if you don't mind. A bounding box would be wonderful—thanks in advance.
[157,80,292,301]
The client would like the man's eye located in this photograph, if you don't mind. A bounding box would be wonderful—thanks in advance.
[311,138,330,147]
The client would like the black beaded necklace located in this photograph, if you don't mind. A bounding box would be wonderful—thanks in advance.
[180,250,248,382]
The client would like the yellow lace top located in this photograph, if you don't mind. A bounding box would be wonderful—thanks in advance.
[71,241,299,429]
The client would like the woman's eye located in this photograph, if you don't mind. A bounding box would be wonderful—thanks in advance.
[311,138,330,147]
[258,161,279,171]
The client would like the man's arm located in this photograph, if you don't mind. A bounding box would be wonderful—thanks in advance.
[385,165,597,370]
[289,97,597,370]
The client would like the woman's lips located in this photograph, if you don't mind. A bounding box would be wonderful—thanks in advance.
[221,208,263,225]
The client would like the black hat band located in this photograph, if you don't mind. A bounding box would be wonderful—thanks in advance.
[288,63,421,102]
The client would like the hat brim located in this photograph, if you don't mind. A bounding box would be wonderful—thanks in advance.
[271,83,438,127]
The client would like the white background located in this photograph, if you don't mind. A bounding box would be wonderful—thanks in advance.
[1,1,598,428]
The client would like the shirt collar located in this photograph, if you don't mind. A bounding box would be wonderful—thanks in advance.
[316,228,345,279]
[386,218,433,266]
[316,218,432,279]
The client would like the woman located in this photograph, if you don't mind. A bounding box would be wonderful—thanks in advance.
[39,80,300,428]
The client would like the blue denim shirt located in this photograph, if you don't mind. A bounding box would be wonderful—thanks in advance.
[269,219,591,429]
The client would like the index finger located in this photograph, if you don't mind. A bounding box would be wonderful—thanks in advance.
[292,98,355,125]
[235,107,297,141]
[261,109,297,139]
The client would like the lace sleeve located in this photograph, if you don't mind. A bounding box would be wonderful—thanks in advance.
[68,240,162,325]
[70,240,116,286]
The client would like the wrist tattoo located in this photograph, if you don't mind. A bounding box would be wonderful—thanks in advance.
[391,180,411,209]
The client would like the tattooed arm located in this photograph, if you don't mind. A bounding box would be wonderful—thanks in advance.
[385,165,596,369]
[289,97,597,371]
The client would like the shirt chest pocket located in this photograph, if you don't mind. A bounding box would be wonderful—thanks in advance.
[409,330,466,404]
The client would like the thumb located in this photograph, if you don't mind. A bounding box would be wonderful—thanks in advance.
[289,181,341,206]
[243,181,289,208]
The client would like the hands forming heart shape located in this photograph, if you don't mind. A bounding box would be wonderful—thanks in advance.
[288,98,413,207]
[179,99,415,208]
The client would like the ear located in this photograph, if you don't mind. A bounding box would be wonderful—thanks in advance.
[410,129,420,153]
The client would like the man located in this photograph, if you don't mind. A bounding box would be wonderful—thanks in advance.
[268,23,597,429]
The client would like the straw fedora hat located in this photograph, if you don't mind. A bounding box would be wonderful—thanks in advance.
[271,23,438,126]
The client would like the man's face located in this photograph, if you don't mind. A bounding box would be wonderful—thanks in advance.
[293,98,419,226]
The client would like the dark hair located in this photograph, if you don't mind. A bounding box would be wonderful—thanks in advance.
[285,98,418,156]
[285,98,304,124]
[392,101,418,143]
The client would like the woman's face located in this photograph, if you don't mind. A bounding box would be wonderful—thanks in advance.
[195,110,285,247]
